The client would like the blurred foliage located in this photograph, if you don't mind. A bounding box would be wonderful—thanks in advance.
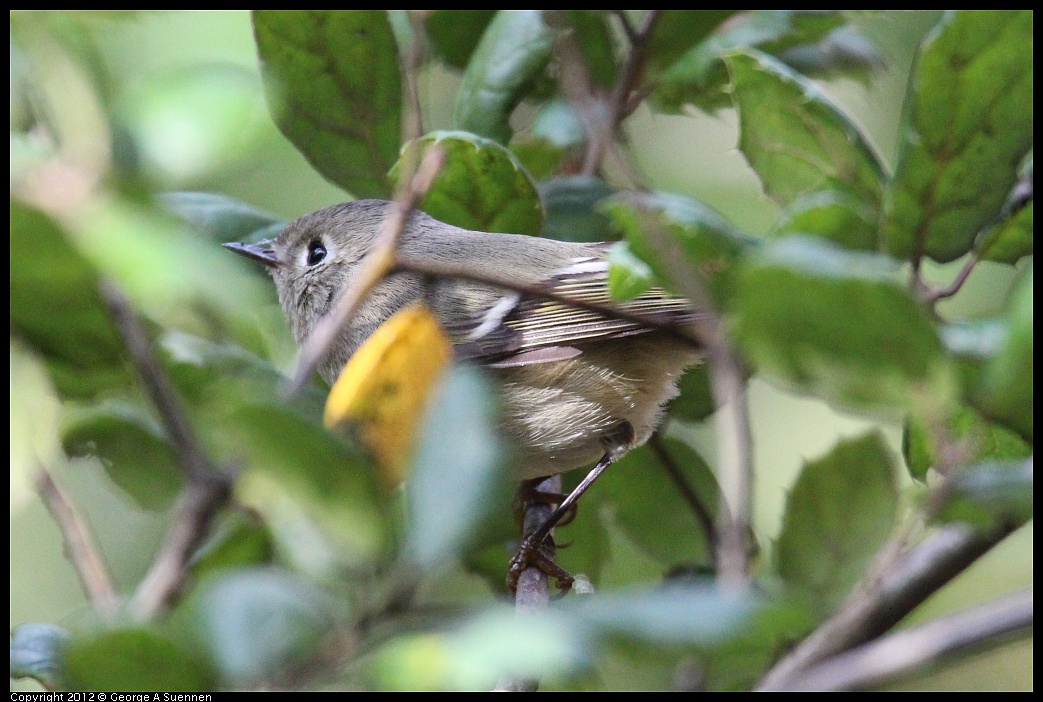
[10,9,1032,693]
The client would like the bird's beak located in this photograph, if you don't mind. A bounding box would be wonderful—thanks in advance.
[222,240,282,268]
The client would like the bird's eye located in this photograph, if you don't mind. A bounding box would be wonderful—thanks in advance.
[306,240,327,266]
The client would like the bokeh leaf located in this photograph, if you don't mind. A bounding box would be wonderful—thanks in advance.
[177,567,334,688]
[425,10,497,70]
[393,131,544,235]
[161,191,286,244]
[253,10,401,198]
[62,626,216,692]
[540,176,615,243]
[453,10,553,145]
[10,623,70,690]
[774,432,897,615]
[936,459,1033,530]
[772,189,879,251]
[61,399,183,511]
[404,364,506,570]
[189,510,276,581]
[732,236,955,411]
[883,10,1033,263]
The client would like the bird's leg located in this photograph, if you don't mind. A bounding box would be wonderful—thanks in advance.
[508,421,635,595]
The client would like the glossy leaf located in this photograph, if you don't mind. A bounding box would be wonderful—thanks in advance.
[883,10,1033,263]
[10,623,70,690]
[62,627,216,692]
[404,364,505,570]
[732,237,954,411]
[179,567,334,687]
[726,50,885,213]
[976,266,1033,441]
[161,191,286,244]
[607,242,654,301]
[253,10,401,197]
[977,195,1033,265]
[61,399,183,511]
[393,131,544,235]
[453,10,553,145]
[774,432,897,615]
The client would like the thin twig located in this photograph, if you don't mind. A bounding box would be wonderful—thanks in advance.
[649,434,719,564]
[611,10,638,44]
[922,253,981,303]
[764,587,1033,691]
[755,522,1020,690]
[99,281,233,619]
[35,468,119,617]
[495,474,561,693]
[286,147,445,395]
[402,11,427,143]
[391,258,703,349]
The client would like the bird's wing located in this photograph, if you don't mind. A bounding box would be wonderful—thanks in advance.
[448,256,698,365]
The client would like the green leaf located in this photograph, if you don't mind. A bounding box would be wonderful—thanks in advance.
[161,191,286,244]
[425,10,496,70]
[602,191,756,304]
[903,405,1032,482]
[598,438,720,567]
[10,200,129,398]
[978,202,1033,265]
[253,10,401,198]
[393,131,543,235]
[607,242,654,301]
[883,10,1033,263]
[540,175,615,243]
[774,432,897,615]
[940,318,1008,396]
[936,459,1033,530]
[178,567,333,687]
[61,399,183,512]
[648,10,738,73]
[161,333,387,558]
[565,581,762,644]
[453,10,554,144]
[189,510,276,581]
[976,266,1032,441]
[670,363,716,423]
[725,50,885,213]
[62,627,216,692]
[559,11,618,87]
[732,236,955,411]
[10,623,70,690]
[404,365,506,569]
[510,100,588,179]
[772,190,879,251]
[654,11,873,114]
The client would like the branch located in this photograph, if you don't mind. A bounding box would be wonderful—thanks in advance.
[756,522,1020,689]
[765,588,1033,691]
[494,474,561,693]
[34,468,119,617]
[286,146,445,395]
[99,281,233,620]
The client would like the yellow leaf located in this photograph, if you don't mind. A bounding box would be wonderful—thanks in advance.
[324,303,452,486]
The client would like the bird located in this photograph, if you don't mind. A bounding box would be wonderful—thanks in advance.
[225,198,701,590]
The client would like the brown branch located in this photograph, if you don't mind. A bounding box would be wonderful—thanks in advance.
[649,433,719,564]
[286,146,445,395]
[34,468,119,617]
[99,281,233,619]
[764,587,1033,691]
[755,522,1020,690]
[494,474,561,693]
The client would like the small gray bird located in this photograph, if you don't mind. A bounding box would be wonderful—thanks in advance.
[226,199,701,587]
